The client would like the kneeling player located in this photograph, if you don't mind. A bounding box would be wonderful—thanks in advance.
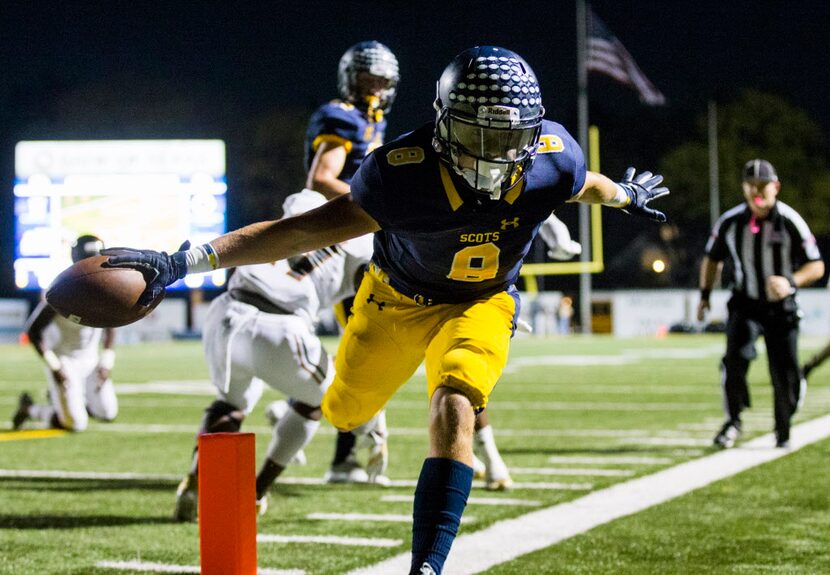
[13,235,118,432]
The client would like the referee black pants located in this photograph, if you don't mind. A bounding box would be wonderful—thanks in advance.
[721,295,803,441]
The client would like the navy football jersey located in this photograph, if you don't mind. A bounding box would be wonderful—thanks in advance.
[350,119,587,303]
[304,101,387,184]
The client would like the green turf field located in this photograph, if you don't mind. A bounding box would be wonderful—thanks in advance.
[1,335,829,574]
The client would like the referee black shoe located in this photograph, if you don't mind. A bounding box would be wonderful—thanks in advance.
[713,420,742,449]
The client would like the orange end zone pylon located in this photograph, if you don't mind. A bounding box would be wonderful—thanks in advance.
[198,432,257,575]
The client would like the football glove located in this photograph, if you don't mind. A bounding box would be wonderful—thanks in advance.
[102,247,188,306]
[617,167,669,223]
[538,214,582,261]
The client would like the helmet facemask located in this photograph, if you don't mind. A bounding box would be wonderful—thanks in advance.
[435,105,542,200]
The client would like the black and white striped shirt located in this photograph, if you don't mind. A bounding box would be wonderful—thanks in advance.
[705,201,822,301]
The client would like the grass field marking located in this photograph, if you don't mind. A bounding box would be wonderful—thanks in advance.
[346,413,830,575]
[501,481,592,490]
[0,469,180,481]
[510,467,635,477]
[382,494,542,507]
[0,429,66,442]
[307,512,476,524]
[546,455,674,465]
[256,534,403,547]
[95,560,303,574]
[0,470,589,492]
[390,400,714,411]
[115,381,215,395]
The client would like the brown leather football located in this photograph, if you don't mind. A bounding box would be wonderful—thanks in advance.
[45,255,163,327]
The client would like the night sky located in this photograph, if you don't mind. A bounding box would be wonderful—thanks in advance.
[2,1,829,295]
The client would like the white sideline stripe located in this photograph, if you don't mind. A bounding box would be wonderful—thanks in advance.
[96,560,301,575]
[257,534,402,547]
[346,414,830,575]
[547,455,673,465]
[307,512,475,524]
[511,467,634,477]
[381,495,542,507]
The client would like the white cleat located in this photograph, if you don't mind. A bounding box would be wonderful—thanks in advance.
[324,457,369,484]
[256,494,269,517]
[174,476,198,522]
[471,454,487,480]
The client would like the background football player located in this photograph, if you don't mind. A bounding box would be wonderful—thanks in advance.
[13,235,118,431]
[296,40,398,484]
[173,189,374,521]
[105,46,668,574]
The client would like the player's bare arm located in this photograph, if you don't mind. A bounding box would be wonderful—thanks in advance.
[306,141,351,199]
[104,194,380,305]
[209,194,379,268]
[570,168,669,222]
[24,300,67,384]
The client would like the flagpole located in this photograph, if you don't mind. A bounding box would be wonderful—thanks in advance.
[576,0,592,334]
[708,100,720,229]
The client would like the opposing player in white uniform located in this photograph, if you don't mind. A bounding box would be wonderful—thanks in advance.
[13,235,118,431]
[174,189,373,521]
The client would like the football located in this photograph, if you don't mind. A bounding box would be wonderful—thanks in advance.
[45,255,163,327]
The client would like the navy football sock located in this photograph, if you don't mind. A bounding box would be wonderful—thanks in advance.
[410,457,474,574]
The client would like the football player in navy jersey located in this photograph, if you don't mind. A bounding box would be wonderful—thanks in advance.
[105,46,668,575]
[303,40,397,199]
[304,41,399,484]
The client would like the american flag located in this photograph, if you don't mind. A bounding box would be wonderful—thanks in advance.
[587,8,666,106]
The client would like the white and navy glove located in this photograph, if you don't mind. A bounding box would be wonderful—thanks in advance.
[617,167,669,223]
[538,214,582,260]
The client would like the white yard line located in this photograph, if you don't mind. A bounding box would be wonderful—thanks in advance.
[96,560,302,575]
[0,469,180,481]
[307,512,475,524]
[381,495,542,507]
[0,470,589,491]
[389,400,714,411]
[346,414,830,575]
[547,455,673,465]
[257,534,402,547]
[510,467,634,477]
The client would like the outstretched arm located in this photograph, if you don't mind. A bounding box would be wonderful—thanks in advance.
[569,168,669,222]
[209,194,379,268]
[105,194,380,305]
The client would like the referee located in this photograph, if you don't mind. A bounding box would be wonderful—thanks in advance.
[697,159,824,448]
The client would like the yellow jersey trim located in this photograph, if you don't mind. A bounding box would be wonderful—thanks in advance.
[439,163,464,211]
[503,178,525,205]
[312,134,353,154]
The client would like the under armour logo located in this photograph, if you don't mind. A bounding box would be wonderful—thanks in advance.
[500,217,520,230]
[419,563,437,575]
[366,293,386,311]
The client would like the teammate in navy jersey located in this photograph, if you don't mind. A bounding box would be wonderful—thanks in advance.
[105,46,668,575]
[303,41,398,484]
[303,40,396,198]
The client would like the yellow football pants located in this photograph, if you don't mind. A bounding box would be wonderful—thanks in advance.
[322,265,516,431]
